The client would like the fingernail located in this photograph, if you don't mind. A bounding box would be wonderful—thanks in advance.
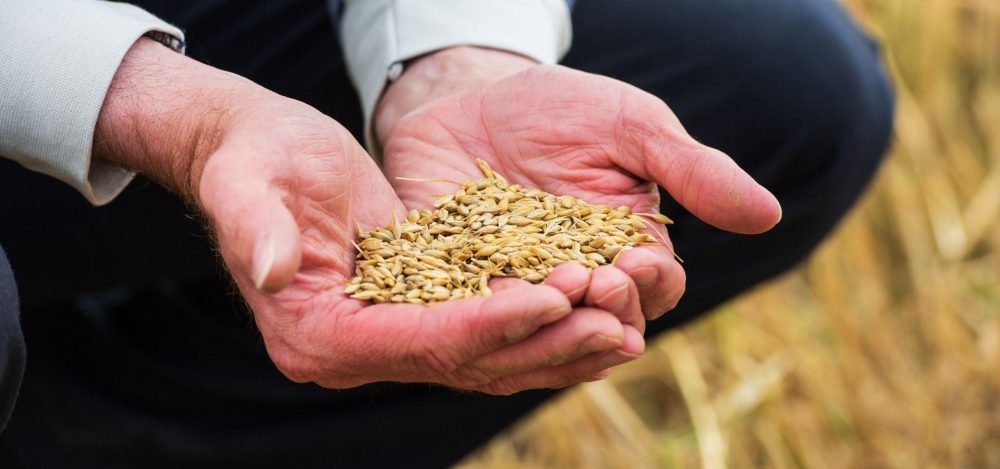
[565,283,589,301]
[615,348,643,359]
[506,302,571,343]
[591,368,613,381]
[629,267,658,289]
[252,232,275,290]
[542,302,573,322]
[599,283,630,312]
[580,333,623,354]
[503,324,531,343]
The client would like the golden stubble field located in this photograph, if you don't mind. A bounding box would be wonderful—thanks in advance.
[461,0,1000,467]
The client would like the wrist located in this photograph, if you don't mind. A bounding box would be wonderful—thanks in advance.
[373,46,536,146]
[93,38,271,201]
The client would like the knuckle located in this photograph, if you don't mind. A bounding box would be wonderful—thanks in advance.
[548,349,573,367]
[551,369,589,389]
[587,369,613,382]
[458,303,490,338]
[477,378,521,396]
[450,365,498,389]
[647,262,686,319]
[662,263,687,312]
[406,310,467,378]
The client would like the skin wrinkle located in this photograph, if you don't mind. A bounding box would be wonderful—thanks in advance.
[386,114,487,205]
[296,242,344,288]
[257,297,325,382]
[517,112,603,148]
[678,151,710,222]
[414,309,466,376]
[622,103,665,185]
[498,107,646,201]
[612,83,634,173]
[303,303,381,380]
[183,100,231,201]
[343,306,416,378]
[507,142,575,188]
[502,79,654,204]
[478,88,505,179]
[427,111,490,151]
[292,296,342,357]
[497,94,534,179]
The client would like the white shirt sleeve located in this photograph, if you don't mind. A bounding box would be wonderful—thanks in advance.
[0,0,184,206]
[338,0,573,151]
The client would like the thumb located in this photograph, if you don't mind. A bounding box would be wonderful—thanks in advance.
[619,96,782,234]
[199,149,303,293]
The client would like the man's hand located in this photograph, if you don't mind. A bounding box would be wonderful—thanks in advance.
[377,47,783,325]
[92,39,641,394]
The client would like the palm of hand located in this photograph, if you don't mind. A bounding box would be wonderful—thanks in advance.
[198,101,634,394]
[385,65,782,322]
[198,107,407,382]
[384,66,716,319]
[385,67,663,217]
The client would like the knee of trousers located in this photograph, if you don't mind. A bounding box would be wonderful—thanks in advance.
[738,0,897,201]
[0,244,20,336]
[729,0,899,279]
[655,1,897,231]
[0,244,25,432]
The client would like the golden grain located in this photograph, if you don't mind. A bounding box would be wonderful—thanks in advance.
[347,160,667,303]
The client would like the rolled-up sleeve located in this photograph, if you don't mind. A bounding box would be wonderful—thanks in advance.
[338,0,573,149]
[0,0,184,206]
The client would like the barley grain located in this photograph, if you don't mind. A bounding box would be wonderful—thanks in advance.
[349,161,669,303]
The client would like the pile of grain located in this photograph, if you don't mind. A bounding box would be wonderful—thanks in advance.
[346,160,670,304]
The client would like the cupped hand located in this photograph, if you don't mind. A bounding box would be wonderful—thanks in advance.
[378,49,782,324]
[95,39,641,394]
[201,99,644,394]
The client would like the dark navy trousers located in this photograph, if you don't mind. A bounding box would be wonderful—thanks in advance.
[0,246,23,435]
[0,0,894,467]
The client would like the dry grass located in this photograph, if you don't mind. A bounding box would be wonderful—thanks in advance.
[459,0,1000,467]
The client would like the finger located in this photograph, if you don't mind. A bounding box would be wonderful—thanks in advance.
[617,93,782,234]
[326,284,571,383]
[584,266,644,334]
[543,262,591,304]
[492,263,590,304]
[613,246,685,320]
[384,284,572,380]
[467,308,624,377]
[489,277,532,293]
[476,325,645,395]
[200,147,302,293]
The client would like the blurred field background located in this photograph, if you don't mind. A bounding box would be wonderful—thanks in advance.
[461,0,1000,467]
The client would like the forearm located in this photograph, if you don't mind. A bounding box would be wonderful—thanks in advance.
[374,46,536,146]
[93,38,270,201]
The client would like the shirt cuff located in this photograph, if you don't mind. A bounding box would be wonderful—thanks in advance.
[0,0,185,206]
[339,0,573,154]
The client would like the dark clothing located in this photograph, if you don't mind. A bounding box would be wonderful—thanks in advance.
[0,0,894,467]
[0,245,24,433]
